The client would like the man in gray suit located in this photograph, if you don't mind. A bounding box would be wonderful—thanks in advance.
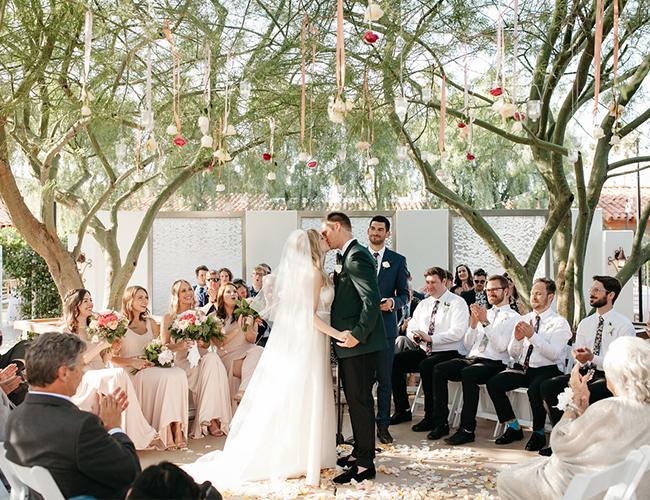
[5,332,140,499]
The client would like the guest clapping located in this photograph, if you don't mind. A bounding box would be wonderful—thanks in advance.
[214,282,263,404]
[162,280,233,438]
[200,270,221,316]
[111,286,189,451]
[498,336,650,499]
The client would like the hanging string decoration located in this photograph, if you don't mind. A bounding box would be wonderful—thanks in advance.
[163,20,184,146]
[80,10,93,116]
[592,0,604,133]
[609,0,623,145]
[439,74,447,159]
[142,46,154,131]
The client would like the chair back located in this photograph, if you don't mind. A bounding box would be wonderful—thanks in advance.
[0,446,26,500]
[0,447,65,500]
[563,445,650,500]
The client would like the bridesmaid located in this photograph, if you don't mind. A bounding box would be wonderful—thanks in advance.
[111,286,189,451]
[161,280,233,438]
[60,289,159,450]
[214,282,263,404]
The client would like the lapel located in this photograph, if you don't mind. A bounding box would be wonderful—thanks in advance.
[377,248,392,279]
[340,239,357,268]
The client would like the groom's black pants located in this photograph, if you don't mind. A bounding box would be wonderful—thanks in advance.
[339,351,379,469]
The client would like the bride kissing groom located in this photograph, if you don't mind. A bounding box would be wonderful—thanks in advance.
[321,212,387,484]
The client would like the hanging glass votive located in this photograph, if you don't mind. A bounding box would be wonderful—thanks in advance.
[567,149,579,163]
[240,79,251,99]
[526,100,541,121]
[115,144,127,160]
[394,96,408,121]
[422,88,432,104]
[396,145,408,161]
[337,148,347,162]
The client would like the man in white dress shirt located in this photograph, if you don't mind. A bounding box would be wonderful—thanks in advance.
[540,276,635,428]
[390,267,470,434]
[430,275,520,444]
[487,278,571,452]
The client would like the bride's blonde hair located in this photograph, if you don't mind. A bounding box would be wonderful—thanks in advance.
[306,229,329,287]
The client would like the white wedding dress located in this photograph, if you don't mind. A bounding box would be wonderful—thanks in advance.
[183,230,337,487]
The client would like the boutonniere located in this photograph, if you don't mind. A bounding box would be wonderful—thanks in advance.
[334,264,342,274]
[382,261,390,269]
[442,302,450,313]
[606,322,614,336]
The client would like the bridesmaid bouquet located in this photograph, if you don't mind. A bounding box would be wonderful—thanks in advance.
[88,310,129,344]
[233,300,261,332]
[131,339,174,374]
[170,310,226,344]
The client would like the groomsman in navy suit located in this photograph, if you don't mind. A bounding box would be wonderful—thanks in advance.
[368,215,410,444]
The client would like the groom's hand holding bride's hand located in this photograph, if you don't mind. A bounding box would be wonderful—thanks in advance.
[337,330,358,348]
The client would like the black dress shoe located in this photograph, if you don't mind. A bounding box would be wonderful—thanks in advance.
[377,426,393,444]
[390,410,412,425]
[426,423,449,440]
[525,432,546,451]
[336,454,357,468]
[333,465,376,484]
[444,428,475,445]
[411,418,433,432]
[538,447,553,457]
[495,426,524,445]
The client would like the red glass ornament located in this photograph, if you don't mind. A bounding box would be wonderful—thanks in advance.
[263,153,271,161]
[489,87,503,96]
[364,31,379,44]
[173,137,186,147]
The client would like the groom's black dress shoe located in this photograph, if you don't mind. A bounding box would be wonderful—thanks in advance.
[336,455,356,468]
[333,465,376,484]
[390,410,412,425]
[426,423,449,440]
[377,426,393,444]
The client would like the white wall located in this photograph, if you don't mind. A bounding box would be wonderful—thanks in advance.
[602,229,634,319]
[244,211,298,277]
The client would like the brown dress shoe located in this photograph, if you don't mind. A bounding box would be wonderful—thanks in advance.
[377,426,393,444]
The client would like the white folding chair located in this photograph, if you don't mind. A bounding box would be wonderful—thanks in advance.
[0,447,27,500]
[410,380,462,425]
[563,445,650,500]
[0,447,64,500]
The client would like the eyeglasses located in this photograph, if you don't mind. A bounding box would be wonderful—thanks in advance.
[253,272,265,276]
[474,280,486,284]
[486,287,505,293]
[206,278,219,283]
[589,287,607,294]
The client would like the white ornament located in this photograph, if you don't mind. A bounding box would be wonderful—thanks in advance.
[201,135,213,148]
[440,150,449,160]
[166,124,178,136]
[216,183,226,192]
[115,144,127,160]
[224,124,236,136]
[394,96,408,121]
[198,116,209,129]
[610,135,621,145]
[512,121,523,132]
[214,149,232,162]
[396,146,407,161]
[593,126,605,139]
[363,2,384,22]
[81,105,91,116]
[337,148,347,162]
[368,157,379,165]
[567,149,579,163]
[356,141,371,151]
[298,152,309,162]
[240,79,251,99]
[145,138,158,154]
[422,87,432,104]
[267,172,276,181]
[526,100,541,121]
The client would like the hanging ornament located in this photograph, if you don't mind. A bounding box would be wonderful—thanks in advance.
[422,87,432,104]
[166,124,177,136]
[224,124,236,136]
[437,169,450,182]
[593,126,605,139]
[421,151,430,162]
[364,31,379,44]
[115,144,127,160]
[610,135,621,145]
[216,183,226,192]
[396,146,407,161]
[337,147,347,162]
[173,137,186,147]
[240,79,251,99]
[368,157,379,165]
[394,96,408,121]
[80,10,93,116]
[489,87,503,97]
[492,98,517,119]
[267,172,276,180]
[364,1,384,22]
[142,46,154,131]
[328,96,346,123]
[307,160,317,168]
[145,137,158,154]
[440,151,449,160]
[567,149,579,163]
[356,141,371,151]
[298,152,309,162]
[466,153,475,160]
[163,20,184,145]
[214,149,232,162]
[157,173,167,186]
[263,153,272,161]
[201,135,213,148]
[198,116,209,134]
[527,100,541,121]
[512,121,523,132]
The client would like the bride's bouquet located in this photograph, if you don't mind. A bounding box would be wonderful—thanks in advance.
[233,300,261,332]
[88,310,129,344]
[131,338,174,374]
[170,310,225,368]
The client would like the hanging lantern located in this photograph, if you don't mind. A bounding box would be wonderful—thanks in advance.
[267,172,276,180]
[356,141,371,151]
[363,1,384,22]
[368,157,379,165]
[198,116,209,135]
[141,110,154,130]
[134,169,145,183]
[166,124,178,136]
[422,88,432,104]
[396,145,407,161]
[201,135,213,148]
[567,149,579,163]
[526,100,541,121]
[512,121,523,132]
[394,96,408,121]
[81,105,91,116]
[240,79,251,99]
[145,137,158,154]
[298,152,309,162]
[216,183,226,192]
[593,126,605,139]
[157,174,166,186]
[337,148,347,162]
[224,124,236,136]
[214,149,232,162]
[610,135,621,145]
[115,144,126,160]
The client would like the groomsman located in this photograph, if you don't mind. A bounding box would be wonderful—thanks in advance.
[487,278,571,452]
[367,215,409,444]
[540,276,634,435]
[194,265,209,306]
[431,275,520,444]
[390,267,469,435]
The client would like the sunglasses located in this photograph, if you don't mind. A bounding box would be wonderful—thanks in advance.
[206,278,220,283]
[474,279,486,284]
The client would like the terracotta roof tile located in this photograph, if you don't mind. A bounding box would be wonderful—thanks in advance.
[597,186,650,223]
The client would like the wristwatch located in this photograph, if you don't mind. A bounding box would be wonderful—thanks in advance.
[482,320,490,328]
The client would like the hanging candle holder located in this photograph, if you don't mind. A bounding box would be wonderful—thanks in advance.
[527,100,541,121]
[422,87,432,104]
[567,149,579,163]
[396,145,407,161]
[115,143,127,160]
[394,96,408,121]
[337,147,347,162]
[240,79,251,99]
[198,116,209,135]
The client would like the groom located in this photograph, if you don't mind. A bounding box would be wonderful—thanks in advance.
[322,212,387,484]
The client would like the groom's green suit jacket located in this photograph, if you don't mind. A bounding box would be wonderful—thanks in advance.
[331,240,387,359]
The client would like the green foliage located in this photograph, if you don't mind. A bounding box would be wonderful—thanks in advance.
[0,228,62,319]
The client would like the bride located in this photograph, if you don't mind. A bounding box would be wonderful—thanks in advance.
[183,229,348,487]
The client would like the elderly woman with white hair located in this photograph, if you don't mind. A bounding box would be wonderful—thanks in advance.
[498,336,650,500]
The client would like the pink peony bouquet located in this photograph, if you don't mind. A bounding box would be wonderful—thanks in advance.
[88,310,128,344]
[169,310,225,344]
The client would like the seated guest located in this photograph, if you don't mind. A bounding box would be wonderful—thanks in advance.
[390,267,469,431]
[258,262,272,275]
[498,336,650,500]
[214,282,263,404]
[249,266,267,297]
[460,268,488,308]
[232,278,250,301]
[432,275,520,443]
[540,276,635,436]
[0,365,22,440]
[395,284,420,353]
[450,264,473,296]
[0,328,30,405]
[127,461,222,500]
[503,272,525,314]
[487,278,571,451]
[200,270,222,315]
[5,332,140,500]
[218,268,233,289]
[194,265,209,307]
[444,269,454,292]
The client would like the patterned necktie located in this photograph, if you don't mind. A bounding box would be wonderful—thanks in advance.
[426,300,439,356]
[478,309,497,353]
[593,316,605,356]
[373,252,380,269]
[476,291,488,308]
[523,315,540,372]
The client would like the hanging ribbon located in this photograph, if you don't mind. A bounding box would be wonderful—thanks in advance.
[81,10,92,103]
[136,125,141,170]
[593,0,604,121]
[512,0,519,106]
[145,46,153,119]
[203,43,211,120]
[163,20,183,142]
[268,117,275,158]
[494,3,503,90]
[301,16,307,152]
[210,127,217,171]
[463,42,469,119]
[612,0,620,127]
[335,0,346,98]
[309,26,316,155]
[223,51,231,135]
[439,74,446,155]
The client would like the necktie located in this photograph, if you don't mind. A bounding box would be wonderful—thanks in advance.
[373,252,380,267]
[593,316,605,356]
[478,309,497,353]
[426,300,439,356]
[336,252,343,265]
[476,291,487,308]
[523,315,540,372]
